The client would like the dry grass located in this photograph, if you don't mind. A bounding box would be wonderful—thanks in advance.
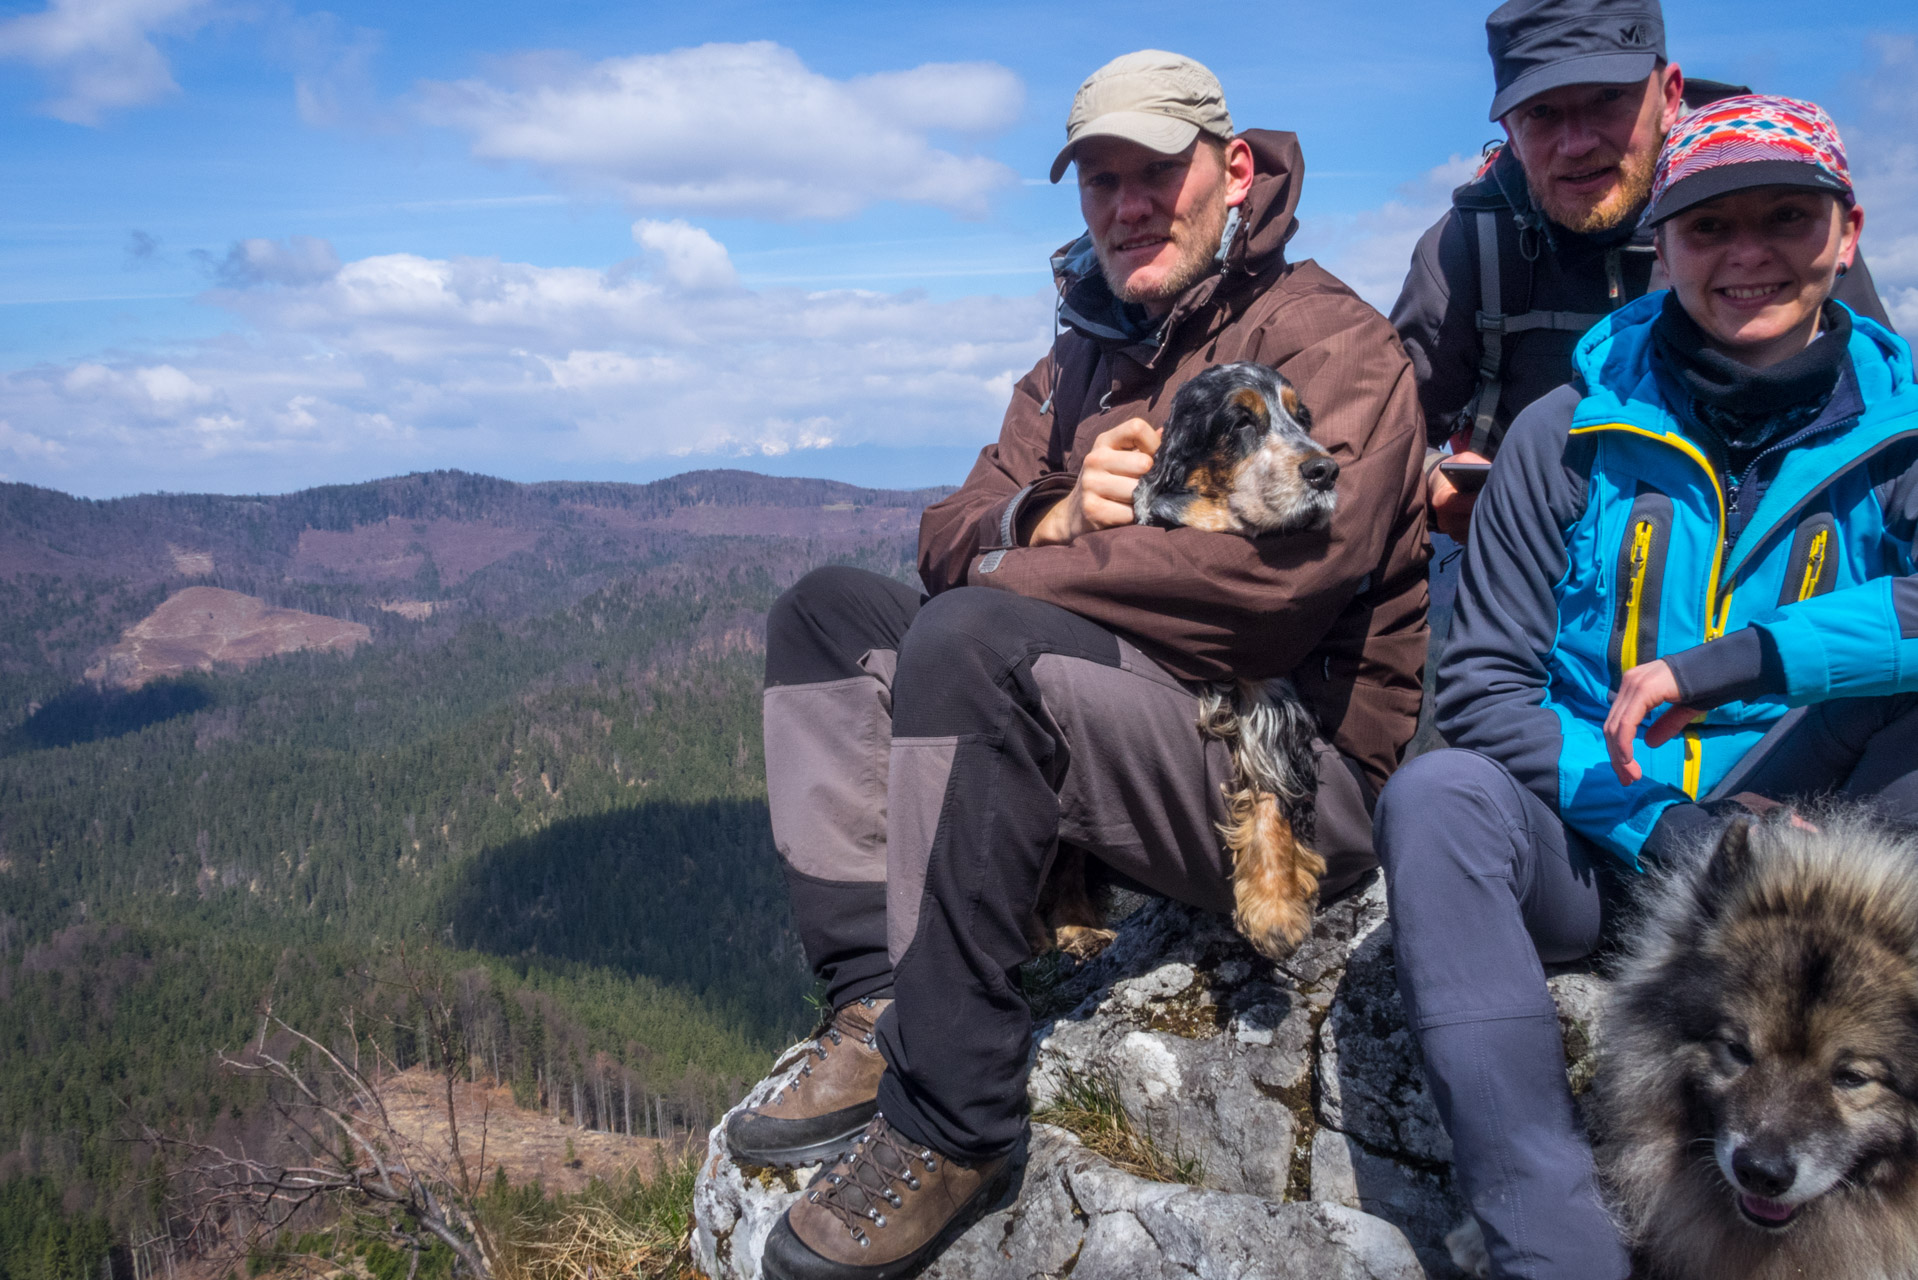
[1034,1072,1203,1186]
[489,1146,704,1280]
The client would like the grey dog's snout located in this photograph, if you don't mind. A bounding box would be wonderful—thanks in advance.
[1299,456,1339,491]
[1733,1145,1798,1198]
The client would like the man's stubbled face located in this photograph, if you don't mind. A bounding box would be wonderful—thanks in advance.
[1077,134,1241,317]
[1504,68,1681,234]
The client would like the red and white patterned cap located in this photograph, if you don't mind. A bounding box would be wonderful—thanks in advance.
[1644,93,1852,226]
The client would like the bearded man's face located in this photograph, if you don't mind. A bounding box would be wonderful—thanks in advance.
[1504,67,1682,234]
[1077,135,1244,316]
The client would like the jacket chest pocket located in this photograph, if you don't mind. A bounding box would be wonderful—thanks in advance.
[1608,488,1674,690]
[1776,512,1838,606]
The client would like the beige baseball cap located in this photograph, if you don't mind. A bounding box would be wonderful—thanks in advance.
[1049,50,1235,184]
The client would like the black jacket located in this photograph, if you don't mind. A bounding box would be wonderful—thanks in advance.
[1391,144,1893,451]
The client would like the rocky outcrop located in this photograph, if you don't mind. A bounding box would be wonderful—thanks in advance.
[86,585,370,688]
[694,877,1604,1279]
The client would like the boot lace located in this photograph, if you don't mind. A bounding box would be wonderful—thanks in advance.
[806,1113,938,1248]
[778,996,879,1101]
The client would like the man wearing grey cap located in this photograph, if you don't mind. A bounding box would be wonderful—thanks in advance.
[1395,0,1890,543]
[730,50,1429,1280]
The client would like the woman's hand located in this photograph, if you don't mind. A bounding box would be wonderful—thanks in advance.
[1604,659,1698,786]
[1029,419,1162,547]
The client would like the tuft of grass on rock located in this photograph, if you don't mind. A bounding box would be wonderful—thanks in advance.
[486,1144,705,1280]
[1034,1071,1203,1186]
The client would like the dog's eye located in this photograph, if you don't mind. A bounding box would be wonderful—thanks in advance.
[1833,1065,1873,1090]
[1718,1038,1754,1067]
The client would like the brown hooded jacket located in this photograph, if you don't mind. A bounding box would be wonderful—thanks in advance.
[917,130,1429,788]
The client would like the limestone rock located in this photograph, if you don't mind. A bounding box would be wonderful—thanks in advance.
[694,874,1611,1279]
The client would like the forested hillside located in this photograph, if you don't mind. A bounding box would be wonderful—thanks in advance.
[0,469,942,1266]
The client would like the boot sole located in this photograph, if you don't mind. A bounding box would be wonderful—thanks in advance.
[728,1120,875,1170]
[760,1134,1024,1280]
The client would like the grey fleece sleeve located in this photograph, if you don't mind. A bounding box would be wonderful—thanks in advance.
[1434,383,1587,808]
[1662,627,1786,708]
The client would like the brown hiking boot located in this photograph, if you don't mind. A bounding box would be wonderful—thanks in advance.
[725,996,890,1168]
[760,1112,1018,1280]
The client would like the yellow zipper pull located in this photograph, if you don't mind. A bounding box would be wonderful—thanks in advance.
[1798,530,1828,602]
[1620,521,1653,672]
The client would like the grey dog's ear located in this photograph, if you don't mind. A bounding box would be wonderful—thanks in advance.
[1697,816,1756,918]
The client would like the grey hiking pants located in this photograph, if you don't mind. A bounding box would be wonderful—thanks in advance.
[764,565,1378,1160]
[1376,693,1918,1280]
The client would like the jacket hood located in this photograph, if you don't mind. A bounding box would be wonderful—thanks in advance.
[1051,128,1305,351]
[1231,128,1305,271]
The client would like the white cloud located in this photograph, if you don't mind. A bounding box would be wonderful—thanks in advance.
[1291,154,1482,314]
[0,0,211,124]
[632,219,738,291]
[0,228,1051,495]
[416,41,1024,219]
[1844,36,1918,334]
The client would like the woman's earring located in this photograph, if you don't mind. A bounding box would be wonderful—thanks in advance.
[1837,262,1850,277]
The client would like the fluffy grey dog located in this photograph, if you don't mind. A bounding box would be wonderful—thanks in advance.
[1600,809,1918,1280]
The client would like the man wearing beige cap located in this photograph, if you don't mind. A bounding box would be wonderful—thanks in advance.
[733,50,1428,1280]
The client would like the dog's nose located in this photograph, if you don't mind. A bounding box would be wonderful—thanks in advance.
[1299,456,1339,491]
[1732,1145,1797,1198]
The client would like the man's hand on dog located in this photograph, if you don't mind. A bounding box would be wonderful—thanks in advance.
[1029,418,1162,546]
[1604,659,1699,786]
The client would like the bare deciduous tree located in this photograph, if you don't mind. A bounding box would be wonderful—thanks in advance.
[153,965,500,1277]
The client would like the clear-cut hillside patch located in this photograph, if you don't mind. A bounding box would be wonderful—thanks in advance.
[290,516,544,583]
[85,585,370,688]
[376,1067,672,1196]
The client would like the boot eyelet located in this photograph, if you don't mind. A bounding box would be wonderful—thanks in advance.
[905,1175,920,1190]
[886,1191,902,1207]
[872,1214,886,1227]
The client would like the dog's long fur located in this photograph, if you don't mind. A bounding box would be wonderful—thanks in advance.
[1035,362,1336,962]
[1600,809,1918,1280]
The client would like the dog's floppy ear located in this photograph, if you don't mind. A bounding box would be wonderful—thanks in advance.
[1696,816,1756,919]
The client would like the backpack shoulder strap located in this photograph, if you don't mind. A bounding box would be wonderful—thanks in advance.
[1463,208,1608,454]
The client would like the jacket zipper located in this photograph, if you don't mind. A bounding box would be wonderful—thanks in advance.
[1618,521,1653,672]
[1797,530,1829,602]
[1571,422,1727,800]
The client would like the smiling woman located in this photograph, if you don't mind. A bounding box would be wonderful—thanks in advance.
[1646,96,1865,369]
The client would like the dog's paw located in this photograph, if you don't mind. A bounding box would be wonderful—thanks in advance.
[1051,924,1117,962]
[1444,1215,1491,1279]
[1232,896,1314,961]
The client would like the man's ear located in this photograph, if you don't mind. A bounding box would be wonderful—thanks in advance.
[1657,61,1685,132]
[1223,137,1256,208]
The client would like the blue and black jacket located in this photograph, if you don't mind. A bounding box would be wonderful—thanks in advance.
[1438,291,1918,866]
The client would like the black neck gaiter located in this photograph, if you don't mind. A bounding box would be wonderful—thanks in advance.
[1651,292,1850,470]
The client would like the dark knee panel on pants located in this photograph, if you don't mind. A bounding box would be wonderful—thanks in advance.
[766,565,922,688]
[890,588,1121,738]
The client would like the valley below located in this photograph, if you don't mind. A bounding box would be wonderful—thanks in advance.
[0,468,944,1271]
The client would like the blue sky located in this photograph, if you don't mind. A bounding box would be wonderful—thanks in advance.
[2,0,1913,498]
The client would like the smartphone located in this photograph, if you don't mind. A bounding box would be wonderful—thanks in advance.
[1438,459,1492,494]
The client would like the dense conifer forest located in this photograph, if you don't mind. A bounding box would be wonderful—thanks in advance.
[0,469,941,1268]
